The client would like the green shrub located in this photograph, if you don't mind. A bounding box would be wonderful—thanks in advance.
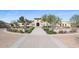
[43,26,49,29]
[44,28,49,31]
[7,26,34,33]
[0,21,7,28]
[69,28,77,33]
[47,30,57,34]
[19,30,24,33]
[27,29,32,33]
[43,26,49,31]
[26,27,34,33]
[43,26,57,34]
[59,31,67,34]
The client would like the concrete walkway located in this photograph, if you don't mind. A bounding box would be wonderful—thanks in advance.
[10,27,68,48]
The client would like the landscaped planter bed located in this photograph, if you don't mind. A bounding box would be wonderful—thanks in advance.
[25,27,35,33]
[42,26,77,34]
[7,27,34,33]
[42,26,57,34]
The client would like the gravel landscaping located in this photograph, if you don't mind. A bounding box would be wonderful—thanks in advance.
[51,33,79,48]
[0,29,25,48]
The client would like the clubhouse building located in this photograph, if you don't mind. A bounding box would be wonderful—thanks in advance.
[31,18,71,28]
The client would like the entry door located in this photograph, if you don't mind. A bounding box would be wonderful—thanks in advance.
[36,23,40,26]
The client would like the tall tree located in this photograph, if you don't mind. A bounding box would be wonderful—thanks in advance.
[42,15,47,22]
[41,15,61,29]
[47,15,61,29]
[56,17,62,25]
[10,21,19,27]
[0,20,7,28]
[41,15,48,26]
[70,15,79,27]
[17,16,25,24]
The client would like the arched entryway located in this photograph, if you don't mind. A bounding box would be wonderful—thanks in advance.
[36,23,40,26]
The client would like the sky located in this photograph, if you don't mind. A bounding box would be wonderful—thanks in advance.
[0,10,79,23]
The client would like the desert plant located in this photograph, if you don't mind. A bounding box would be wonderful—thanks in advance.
[26,27,34,33]
[70,28,77,33]
[59,30,67,34]
[0,20,7,28]
[70,15,79,27]
[43,26,57,34]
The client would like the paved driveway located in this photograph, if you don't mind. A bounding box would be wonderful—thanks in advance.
[10,27,68,48]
